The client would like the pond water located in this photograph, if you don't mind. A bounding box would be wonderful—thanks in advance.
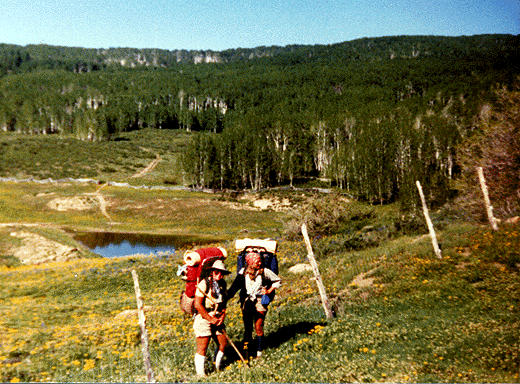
[73,231,221,258]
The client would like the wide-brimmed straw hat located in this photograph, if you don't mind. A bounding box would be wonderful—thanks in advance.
[211,259,231,275]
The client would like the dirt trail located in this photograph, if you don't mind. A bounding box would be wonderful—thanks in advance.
[131,153,161,178]
[95,152,161,221]
[90,183,113,222]
[80,153,162,222]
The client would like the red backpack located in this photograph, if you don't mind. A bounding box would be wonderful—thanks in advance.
[178,247,227,315]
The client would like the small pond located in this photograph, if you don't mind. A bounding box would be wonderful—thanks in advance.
[73,231,222,258]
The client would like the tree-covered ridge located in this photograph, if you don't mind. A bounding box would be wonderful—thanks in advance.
[0,34,519,206]
[1,34,517,74]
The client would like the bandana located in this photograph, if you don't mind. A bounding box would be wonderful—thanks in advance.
[245,252,262,269]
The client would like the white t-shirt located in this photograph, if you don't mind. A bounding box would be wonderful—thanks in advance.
[242,268,281,300]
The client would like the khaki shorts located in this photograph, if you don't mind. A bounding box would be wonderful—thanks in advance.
[193,314,225,338]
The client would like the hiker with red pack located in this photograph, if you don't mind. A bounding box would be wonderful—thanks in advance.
[193,258,231,376]
[176,247,230,376]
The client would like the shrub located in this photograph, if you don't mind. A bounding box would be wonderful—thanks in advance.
[342,225,392,251]
[162,178,179,185]
[0,254,21,267]
[472,224,520,270]
[284,193,374,239]
[394,211,426,235]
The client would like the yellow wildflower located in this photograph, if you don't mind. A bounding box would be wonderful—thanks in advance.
[83,359,95,371]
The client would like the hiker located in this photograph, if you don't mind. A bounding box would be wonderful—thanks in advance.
[227,251,281,358]
[193,259,231,376]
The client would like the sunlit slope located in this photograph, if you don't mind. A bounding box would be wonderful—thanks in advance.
[1,220,518,382]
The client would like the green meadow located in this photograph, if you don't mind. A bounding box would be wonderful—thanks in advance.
[0,132,519,382]
[0,129,188,185]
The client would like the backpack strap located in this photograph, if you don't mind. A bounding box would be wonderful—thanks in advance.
[196,278,215,303]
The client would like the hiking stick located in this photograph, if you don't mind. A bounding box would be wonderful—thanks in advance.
[222,329,248,364]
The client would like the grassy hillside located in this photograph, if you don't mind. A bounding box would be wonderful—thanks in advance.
[0,182,518,382]
[0,129,189,185]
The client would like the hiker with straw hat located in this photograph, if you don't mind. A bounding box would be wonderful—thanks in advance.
[193,258,231,376]
[227,251,281,358]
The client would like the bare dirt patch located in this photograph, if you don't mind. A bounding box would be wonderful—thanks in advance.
[222,194,293,212]
[351,271,375,288]
[9,230,81,264]
[288,263,313,274]
[46,190,113,221]
[47,196,99,211]
[114,306,152,320]
[333,269,378,306]
[251,197,292,211]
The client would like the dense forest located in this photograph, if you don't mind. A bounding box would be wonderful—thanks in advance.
[1,34,519,207]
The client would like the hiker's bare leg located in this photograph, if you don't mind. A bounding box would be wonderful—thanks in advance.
[255,312,266,357]
[194,336,210,376]
[254,313,265,336]
[213,333,227,370]
[196,336,211,355]
[216,333,227,351]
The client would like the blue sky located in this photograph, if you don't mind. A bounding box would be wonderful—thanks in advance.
[1,0,519,50]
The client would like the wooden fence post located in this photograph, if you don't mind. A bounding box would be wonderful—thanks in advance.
[416,181,442,259]
[301,223,334,319]
[131,269,156,383]
[477,167,499,231]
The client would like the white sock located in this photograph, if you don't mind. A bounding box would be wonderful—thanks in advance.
[215,350,224,371]
[194,353,206,376]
